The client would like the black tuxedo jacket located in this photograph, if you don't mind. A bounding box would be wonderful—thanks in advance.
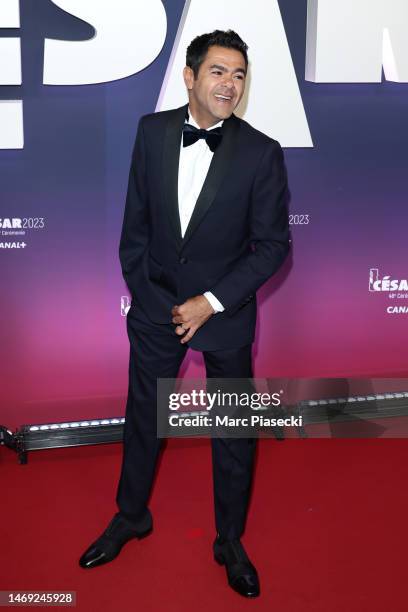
[119,103,290,351]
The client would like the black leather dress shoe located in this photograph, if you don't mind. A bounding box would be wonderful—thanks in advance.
[79,510,153,569]
[213,536,260,598]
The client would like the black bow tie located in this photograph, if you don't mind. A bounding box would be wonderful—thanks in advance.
[182,123,222,152]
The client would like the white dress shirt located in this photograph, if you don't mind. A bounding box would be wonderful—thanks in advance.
[177,107,225,313]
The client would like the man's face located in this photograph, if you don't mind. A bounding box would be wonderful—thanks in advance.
[183,45,247,128]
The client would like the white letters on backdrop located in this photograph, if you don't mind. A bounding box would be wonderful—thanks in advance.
[0,0,20,27]
[0,38,21,85]
[43,0,167,85]
[0,101,23,149]
[306,0,408,82]
[0,0,22,148]
[1,1,406,149]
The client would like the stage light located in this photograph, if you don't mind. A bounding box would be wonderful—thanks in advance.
[6,417,126,464]
[2,391,408,463]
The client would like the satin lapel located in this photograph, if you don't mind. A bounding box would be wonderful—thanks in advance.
[181,113,240,251]
[162,104,188,252]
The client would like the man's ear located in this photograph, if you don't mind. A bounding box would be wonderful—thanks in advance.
[183,66,194,90]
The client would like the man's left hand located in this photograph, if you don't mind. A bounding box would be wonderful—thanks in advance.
[171,295,215,344]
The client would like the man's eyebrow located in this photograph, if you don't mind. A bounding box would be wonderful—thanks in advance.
[209,63,246,75]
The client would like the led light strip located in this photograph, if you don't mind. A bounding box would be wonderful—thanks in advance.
[29,417,125,432]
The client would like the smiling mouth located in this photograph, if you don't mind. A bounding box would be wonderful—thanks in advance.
[214,94,233,102]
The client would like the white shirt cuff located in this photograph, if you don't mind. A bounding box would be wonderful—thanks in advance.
[203,291,225,313]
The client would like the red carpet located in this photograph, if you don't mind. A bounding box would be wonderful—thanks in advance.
[1,438,408,611]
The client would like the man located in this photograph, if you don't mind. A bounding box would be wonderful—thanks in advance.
[79,29,290,598]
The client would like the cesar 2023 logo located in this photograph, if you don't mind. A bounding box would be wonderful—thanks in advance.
[1,0,408,149]
[369,268,408,315]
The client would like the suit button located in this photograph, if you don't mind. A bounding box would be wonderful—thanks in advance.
[179,257,188,264]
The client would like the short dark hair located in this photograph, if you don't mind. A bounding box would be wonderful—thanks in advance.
[186,29,249,79]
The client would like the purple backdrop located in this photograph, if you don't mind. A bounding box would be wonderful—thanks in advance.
[1,1,407,428]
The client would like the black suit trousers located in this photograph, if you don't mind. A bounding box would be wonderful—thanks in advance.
[115,304,257,540]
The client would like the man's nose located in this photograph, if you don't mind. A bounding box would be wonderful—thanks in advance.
[221,74,234,89]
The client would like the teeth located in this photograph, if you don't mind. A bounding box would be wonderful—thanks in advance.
[215,94,231,100]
